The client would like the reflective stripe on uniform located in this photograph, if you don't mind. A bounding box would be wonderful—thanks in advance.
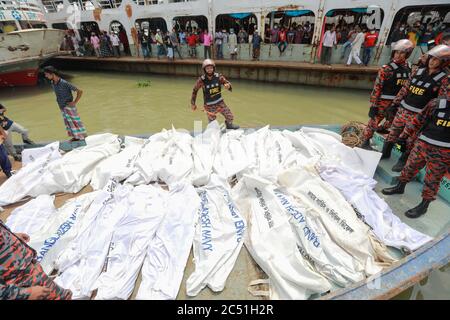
[419,135,450,148]
[433,72,446,82]
[380,94,396,100]
[206,97,224,105]
[401,100,422,113]
[439,99,447,109]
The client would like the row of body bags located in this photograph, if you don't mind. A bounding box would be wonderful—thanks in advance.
[5,175,247,300]
[5,165,432,300]
[0,122,381,206]
[3,123,434,299]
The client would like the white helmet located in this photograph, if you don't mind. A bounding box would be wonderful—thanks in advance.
[391,39,415,57]
[202,59,215,71]
[427,44,450,64]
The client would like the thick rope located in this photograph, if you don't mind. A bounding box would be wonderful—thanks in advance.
[341,121,366,148]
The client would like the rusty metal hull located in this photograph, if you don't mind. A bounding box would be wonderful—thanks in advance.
[48,56,378,90]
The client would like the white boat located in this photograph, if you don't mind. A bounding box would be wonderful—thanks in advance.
[0,0,65,87]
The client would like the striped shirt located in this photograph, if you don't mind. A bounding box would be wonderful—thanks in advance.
[51,78,78,109]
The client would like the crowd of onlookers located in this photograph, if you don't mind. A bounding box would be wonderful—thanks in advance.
[60,20,449,65]
[60,27,131,58]
[319,20,450,66]
[320,23,380,66]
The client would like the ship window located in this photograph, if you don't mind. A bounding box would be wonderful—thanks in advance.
[78,21,100,38]
[0,21,18,33]
[94,0,122,9]
[172,15,208,33]
[52,22,68,30]
[215,13,257,41]
[132,0,161,5]
[135,18,168,33]
[322,7,384,45]
[265,10,315,44]
[67,0,91,10]
[387,4,450,46]
[41,0,65,12]
[19,21,36,30]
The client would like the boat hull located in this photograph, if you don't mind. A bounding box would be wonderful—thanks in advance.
[0,60,40,87]
[0,29,65,87]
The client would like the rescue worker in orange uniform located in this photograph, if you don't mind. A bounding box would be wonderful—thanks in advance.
[191,59,240,129]
[382,85,450,218]
[361,39,414,150]
[381,45,450,172]
[0,220,72,300]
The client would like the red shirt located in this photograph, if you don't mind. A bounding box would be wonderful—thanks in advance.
[187,34,197,46]
[279,30,287,42]
[364,32,378,47]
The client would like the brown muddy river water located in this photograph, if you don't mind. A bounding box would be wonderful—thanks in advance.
[0,70,369,143]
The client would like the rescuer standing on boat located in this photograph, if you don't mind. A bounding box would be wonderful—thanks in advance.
[382,84,450,218]
[43,66,87,150]
[361,39,414,150]
[0,220,72,299]
[380,45,449,172]
[191,59,240,129]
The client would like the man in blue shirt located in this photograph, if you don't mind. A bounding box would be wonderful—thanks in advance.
[43,66,87,150]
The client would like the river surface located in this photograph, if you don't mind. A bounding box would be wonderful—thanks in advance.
[0,70,369,143]
[1,70,448,300]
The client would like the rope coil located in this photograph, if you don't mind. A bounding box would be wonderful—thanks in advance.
[340,121,366,148]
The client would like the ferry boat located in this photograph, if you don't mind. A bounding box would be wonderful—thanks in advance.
[39,0,450,65]
[0,0,65,87]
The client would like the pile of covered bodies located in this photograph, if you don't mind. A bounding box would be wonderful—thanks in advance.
[0,122,433,300]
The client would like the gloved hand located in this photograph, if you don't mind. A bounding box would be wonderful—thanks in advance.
[396,138,407,153]
[386,103,399,120]
[368,106,379,119]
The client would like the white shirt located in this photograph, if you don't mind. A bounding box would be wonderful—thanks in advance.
[351,32,365,51]
[322,30,336,47]
[110,34,120,46]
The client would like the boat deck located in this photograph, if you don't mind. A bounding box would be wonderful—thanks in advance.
[0,128,448,300]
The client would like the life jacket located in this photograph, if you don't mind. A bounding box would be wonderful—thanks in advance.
[419,96,450,148]
[380,62,411,100]
[401,67,447,113]
[201,73,223,105]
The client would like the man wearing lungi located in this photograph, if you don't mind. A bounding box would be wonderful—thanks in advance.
[43,66,87,150]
